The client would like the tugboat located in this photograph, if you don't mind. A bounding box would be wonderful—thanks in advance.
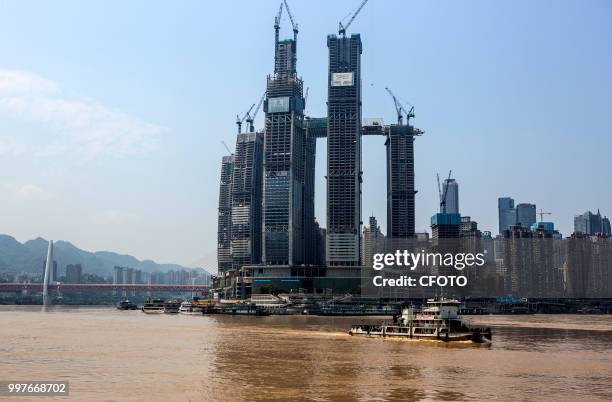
[116,299,137,310]
[349,299,492,343]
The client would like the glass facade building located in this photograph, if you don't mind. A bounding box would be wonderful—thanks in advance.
[262,35,308,266]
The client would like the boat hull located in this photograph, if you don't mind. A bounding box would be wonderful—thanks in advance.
[348,325,492,344]
[142,308,165,314]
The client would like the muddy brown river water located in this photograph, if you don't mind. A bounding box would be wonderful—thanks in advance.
[1,306,611,401]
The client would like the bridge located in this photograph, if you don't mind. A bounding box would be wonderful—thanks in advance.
[0,283,210,293]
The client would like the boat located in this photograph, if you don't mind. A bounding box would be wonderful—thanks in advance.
[164,300,181,314]
[179,300,203,315]
[349,298,492,343]
[116,299,137,310]
[142,298,165,314]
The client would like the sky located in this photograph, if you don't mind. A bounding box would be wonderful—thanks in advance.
[0,0,611,271]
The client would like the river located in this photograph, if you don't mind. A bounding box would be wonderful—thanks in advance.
[1,306,611,401]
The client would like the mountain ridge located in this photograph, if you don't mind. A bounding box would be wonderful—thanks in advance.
[0,234,209,277]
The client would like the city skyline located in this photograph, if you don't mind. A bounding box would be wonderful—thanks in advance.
[1,0,611,271]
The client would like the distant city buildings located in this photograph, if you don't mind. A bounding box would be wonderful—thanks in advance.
[431,213,461,240]
[498,197,516,234]
[460,216,481,238]
[65,264,82,284]
[574,209,611,236]
[112,265,209,286]
[362,216,385,267]
[516,203,536,228]
[497,198,537,233]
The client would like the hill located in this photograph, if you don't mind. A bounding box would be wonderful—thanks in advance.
[0,235,209,277]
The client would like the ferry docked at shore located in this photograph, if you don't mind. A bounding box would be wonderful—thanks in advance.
[349,299,492,343]
[141,298,181,314]
[179,300,203,315]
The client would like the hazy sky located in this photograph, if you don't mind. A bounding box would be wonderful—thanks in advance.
[1,0,610,271]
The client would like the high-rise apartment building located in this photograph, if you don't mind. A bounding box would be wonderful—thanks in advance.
[217,155,234,273]
[326,33,362,267]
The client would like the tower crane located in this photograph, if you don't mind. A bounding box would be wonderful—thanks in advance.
[538,209,552,222]
[339,0,369,36]
[437,170,453,213]
[274,2,284,74]
[235,103,255,134]
[246,92,266,133]
[385,87,415,125]
[282,0,298,74]
[283,0,298,40]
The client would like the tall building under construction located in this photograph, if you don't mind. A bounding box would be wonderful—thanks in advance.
[326,33,362,267]
[386,124,417,239]
[262,12,310,266]
[217,154,234,273]
[230,131,264,269]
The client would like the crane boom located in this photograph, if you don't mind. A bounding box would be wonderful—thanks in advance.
[221,141,232,155]
[385,87,404,125]
[438,170,452,213]
[537,209,552,222]
[283,0,298,36]
[247,92,266,132]
[339,0,369,36]
[274,2,283,31]
[385,87,415,125]
[274,2,284,74]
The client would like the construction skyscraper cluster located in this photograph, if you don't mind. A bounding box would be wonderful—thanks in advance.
[216,0,424,298]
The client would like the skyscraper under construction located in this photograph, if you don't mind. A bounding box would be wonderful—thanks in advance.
[262,5,311,266]
[386,124,417,239]
[217,154,234,273]
[326,33,362,267]
[230,131,264,269]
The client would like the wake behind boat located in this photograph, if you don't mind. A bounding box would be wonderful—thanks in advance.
[349,298,492,343]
